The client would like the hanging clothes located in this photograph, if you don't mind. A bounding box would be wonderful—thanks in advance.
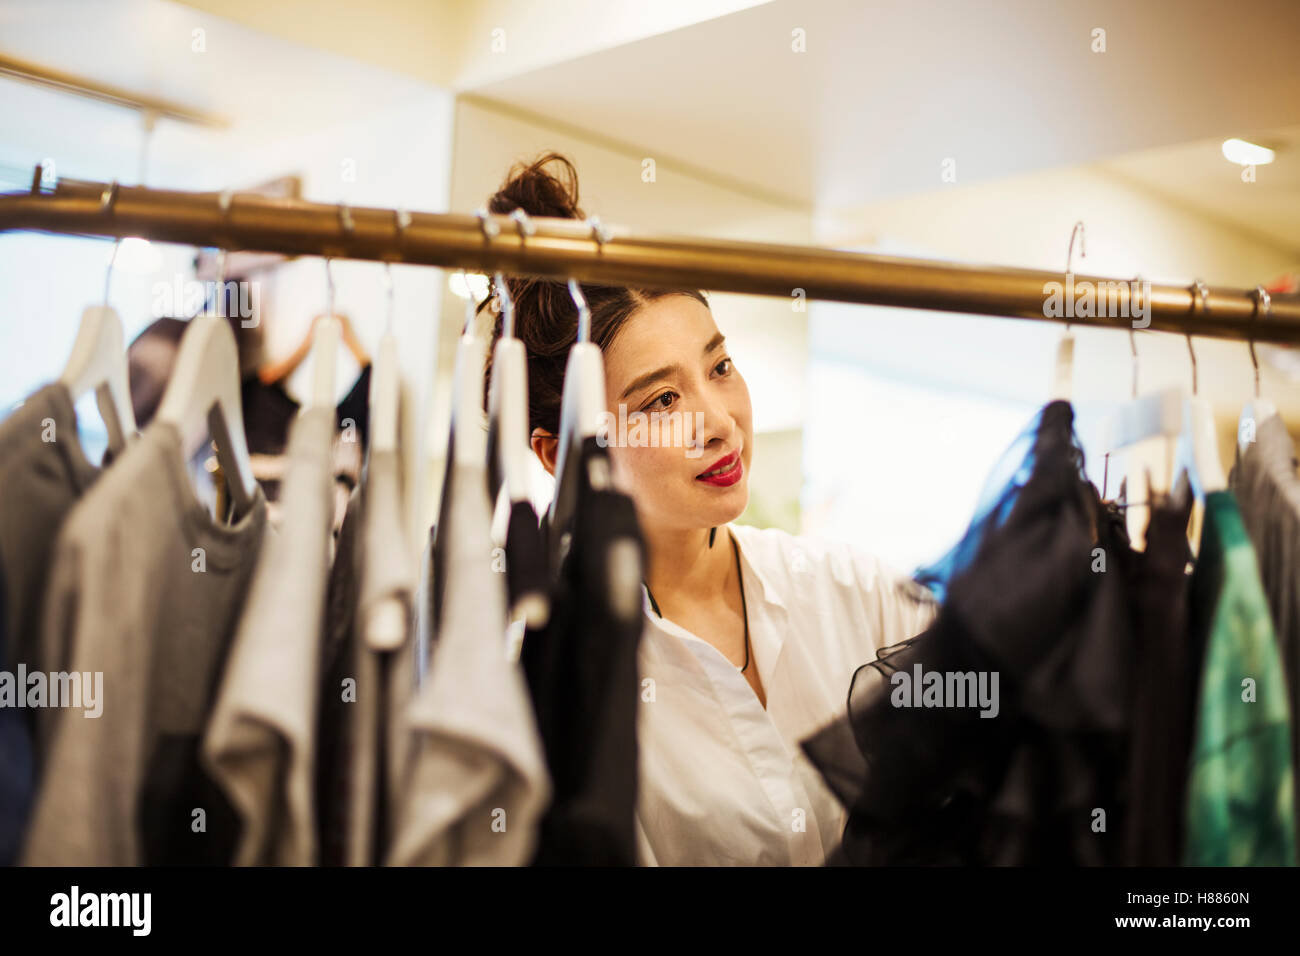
[0,555,33,867]
[1123,483,1197,866]
[0,385,102,686]
[387,454,547,866]
[22,421,268,866]
[1183,490,1296,866]
[1230,410,1300,859]
[202,405,336,866]
[635,521,938,866]
[0,384,107,864]
[802,401,1141,865]
[241,365,371,538]
[522,437,644,865]
[314,446,416,867]
[503,498,549,628]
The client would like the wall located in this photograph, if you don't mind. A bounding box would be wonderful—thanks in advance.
[805,161,1300,569]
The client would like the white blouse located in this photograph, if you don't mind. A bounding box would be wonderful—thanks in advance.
[633,522,940,866]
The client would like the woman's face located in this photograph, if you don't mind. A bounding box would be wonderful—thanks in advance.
[600,295,753,534]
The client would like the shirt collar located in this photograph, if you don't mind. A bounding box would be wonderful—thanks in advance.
[639,523,789,618]
[725,523,788,613]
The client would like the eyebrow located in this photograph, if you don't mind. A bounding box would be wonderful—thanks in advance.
[619,333,727,401]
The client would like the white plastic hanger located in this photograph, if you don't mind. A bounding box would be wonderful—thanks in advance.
[1105,287,1184,526]
[487,270,532,505]
[486,268,551,627]
[304,258,341,412]
[547,275,610,564]
[365,260,407,652]
[1050,221,1084,401]
[59,186,138,455]
[1238,285,1278,456]
[369,261,400,454]
[155,248,258,516]
[448,276,489,468]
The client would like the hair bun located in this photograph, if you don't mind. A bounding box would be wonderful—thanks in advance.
[488,151,584,221]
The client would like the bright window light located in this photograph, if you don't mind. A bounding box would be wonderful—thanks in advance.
[1222,138,1275,166]
[113,236,162,274]
[448,272,490,301]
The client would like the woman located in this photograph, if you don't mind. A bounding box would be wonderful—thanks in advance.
[484,153,938,865]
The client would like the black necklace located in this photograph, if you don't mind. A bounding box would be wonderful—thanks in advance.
[644,529,751,672]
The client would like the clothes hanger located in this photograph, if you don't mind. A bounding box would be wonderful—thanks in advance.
[256,208,370,389]
[547,219,613,565]
[428,272,491,634]
[1175,280,1226,499]
[369,241,402,456]
[364,257,407,652]
[155,246,258,516]
[486,265,550,628]
[58,181,137,455]
[486,259,534,508]
[305,259,341,412]
[1238,284,1278,457]
[1050,221,1084,401]
[1105,277,1184,516]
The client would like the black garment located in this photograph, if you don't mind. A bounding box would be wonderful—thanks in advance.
[504,500,550,626]
[316,484,362,866]
[314,472,406,867]
[520,437,644,865]
[241,365,371,466]
[0,556,33,866]
[1123,484,1196,865]
[241,366,371,512]
[803,401,1140,865]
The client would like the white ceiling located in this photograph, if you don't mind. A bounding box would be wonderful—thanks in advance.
[468,0,1300,215]
[1097,126,1300,255]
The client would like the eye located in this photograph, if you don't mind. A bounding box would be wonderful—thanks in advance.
[645,390,677,412]
[714,357,732,376]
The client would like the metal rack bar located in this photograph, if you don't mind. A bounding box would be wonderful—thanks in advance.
[2,175,1297,344]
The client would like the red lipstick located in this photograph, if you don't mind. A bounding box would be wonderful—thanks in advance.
[696,450,743,487]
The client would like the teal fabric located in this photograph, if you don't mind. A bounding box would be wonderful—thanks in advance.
[1184,491,1296,866]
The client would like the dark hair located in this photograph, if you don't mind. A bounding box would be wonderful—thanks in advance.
[481,152,708,436]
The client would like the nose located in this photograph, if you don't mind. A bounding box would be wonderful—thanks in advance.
[688,386,736,455]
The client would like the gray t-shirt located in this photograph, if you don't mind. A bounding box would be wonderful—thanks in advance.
[202,407,334,866]
[0,384,100,680]
[386,461,549,866]
[22,420,267,866]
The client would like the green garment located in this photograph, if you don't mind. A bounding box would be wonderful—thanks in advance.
[1184,490,1296,866]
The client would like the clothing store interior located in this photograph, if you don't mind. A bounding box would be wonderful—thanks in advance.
[1,0,1300,873]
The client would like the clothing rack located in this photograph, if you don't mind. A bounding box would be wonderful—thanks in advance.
[3,172,1299,344]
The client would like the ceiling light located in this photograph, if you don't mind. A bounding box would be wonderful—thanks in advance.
[1221,138,1275,166]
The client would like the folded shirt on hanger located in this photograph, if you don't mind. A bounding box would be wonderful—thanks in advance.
[22,421,267,866]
